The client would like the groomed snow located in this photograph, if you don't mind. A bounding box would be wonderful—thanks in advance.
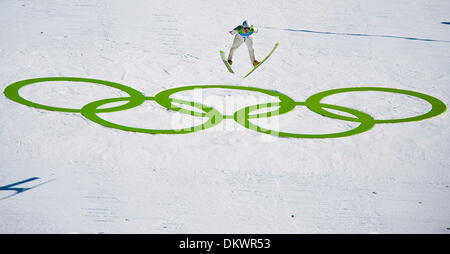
[0,0,449,233]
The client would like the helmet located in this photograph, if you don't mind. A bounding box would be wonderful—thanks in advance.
[242,20,250,28]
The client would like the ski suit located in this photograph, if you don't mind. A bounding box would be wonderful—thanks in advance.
[228,24,258,63]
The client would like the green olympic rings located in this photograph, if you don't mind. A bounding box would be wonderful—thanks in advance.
[81,97,222,134]
[4,77,146,113]
[154,85,296,119]
[234,101,375,138]
[305,87,447,123]
[3,77,447,138]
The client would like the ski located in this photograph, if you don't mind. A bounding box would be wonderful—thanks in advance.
[220,50,234,73]
[243,42,279,78]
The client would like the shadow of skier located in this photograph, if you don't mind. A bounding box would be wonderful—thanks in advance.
[0,177,54,201]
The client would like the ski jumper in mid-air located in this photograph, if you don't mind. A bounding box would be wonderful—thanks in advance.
[227,20,260,66]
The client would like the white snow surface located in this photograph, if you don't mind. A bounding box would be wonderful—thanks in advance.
[0,0,449,233]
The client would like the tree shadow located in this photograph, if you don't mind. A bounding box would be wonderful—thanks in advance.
[262,26,450,43]
[0,177,54,201]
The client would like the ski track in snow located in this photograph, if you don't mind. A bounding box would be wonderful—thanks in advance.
[0,0,449,233]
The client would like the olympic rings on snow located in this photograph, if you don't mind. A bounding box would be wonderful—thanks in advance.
[3,77,447,139]
[81,97,223,134]
[4,77,146,113]
[234,101,376,138]
[305,87,447,124]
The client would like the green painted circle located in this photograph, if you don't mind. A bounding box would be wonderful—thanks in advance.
[234,101,375,138]
[3,78,446,138]
[153,85,297,119]
[81,97,223,134]
[3,77,146,113]
[305,87,447,123]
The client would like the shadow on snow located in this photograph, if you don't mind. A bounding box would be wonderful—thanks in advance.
[0,177,54,201]
[262,26,450,43]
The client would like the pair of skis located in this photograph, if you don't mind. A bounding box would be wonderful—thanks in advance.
[220,42,279,78]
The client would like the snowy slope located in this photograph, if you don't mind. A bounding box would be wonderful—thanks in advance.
[0,0,449,233]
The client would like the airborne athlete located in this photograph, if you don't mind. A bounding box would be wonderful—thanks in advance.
[227,20,260,67]
[219,21,279,77]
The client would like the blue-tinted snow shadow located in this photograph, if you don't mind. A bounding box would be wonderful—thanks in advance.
[262,26,450,43]
[0,177,54,200]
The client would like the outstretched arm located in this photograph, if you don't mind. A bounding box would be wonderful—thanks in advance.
[229,25,242,35]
